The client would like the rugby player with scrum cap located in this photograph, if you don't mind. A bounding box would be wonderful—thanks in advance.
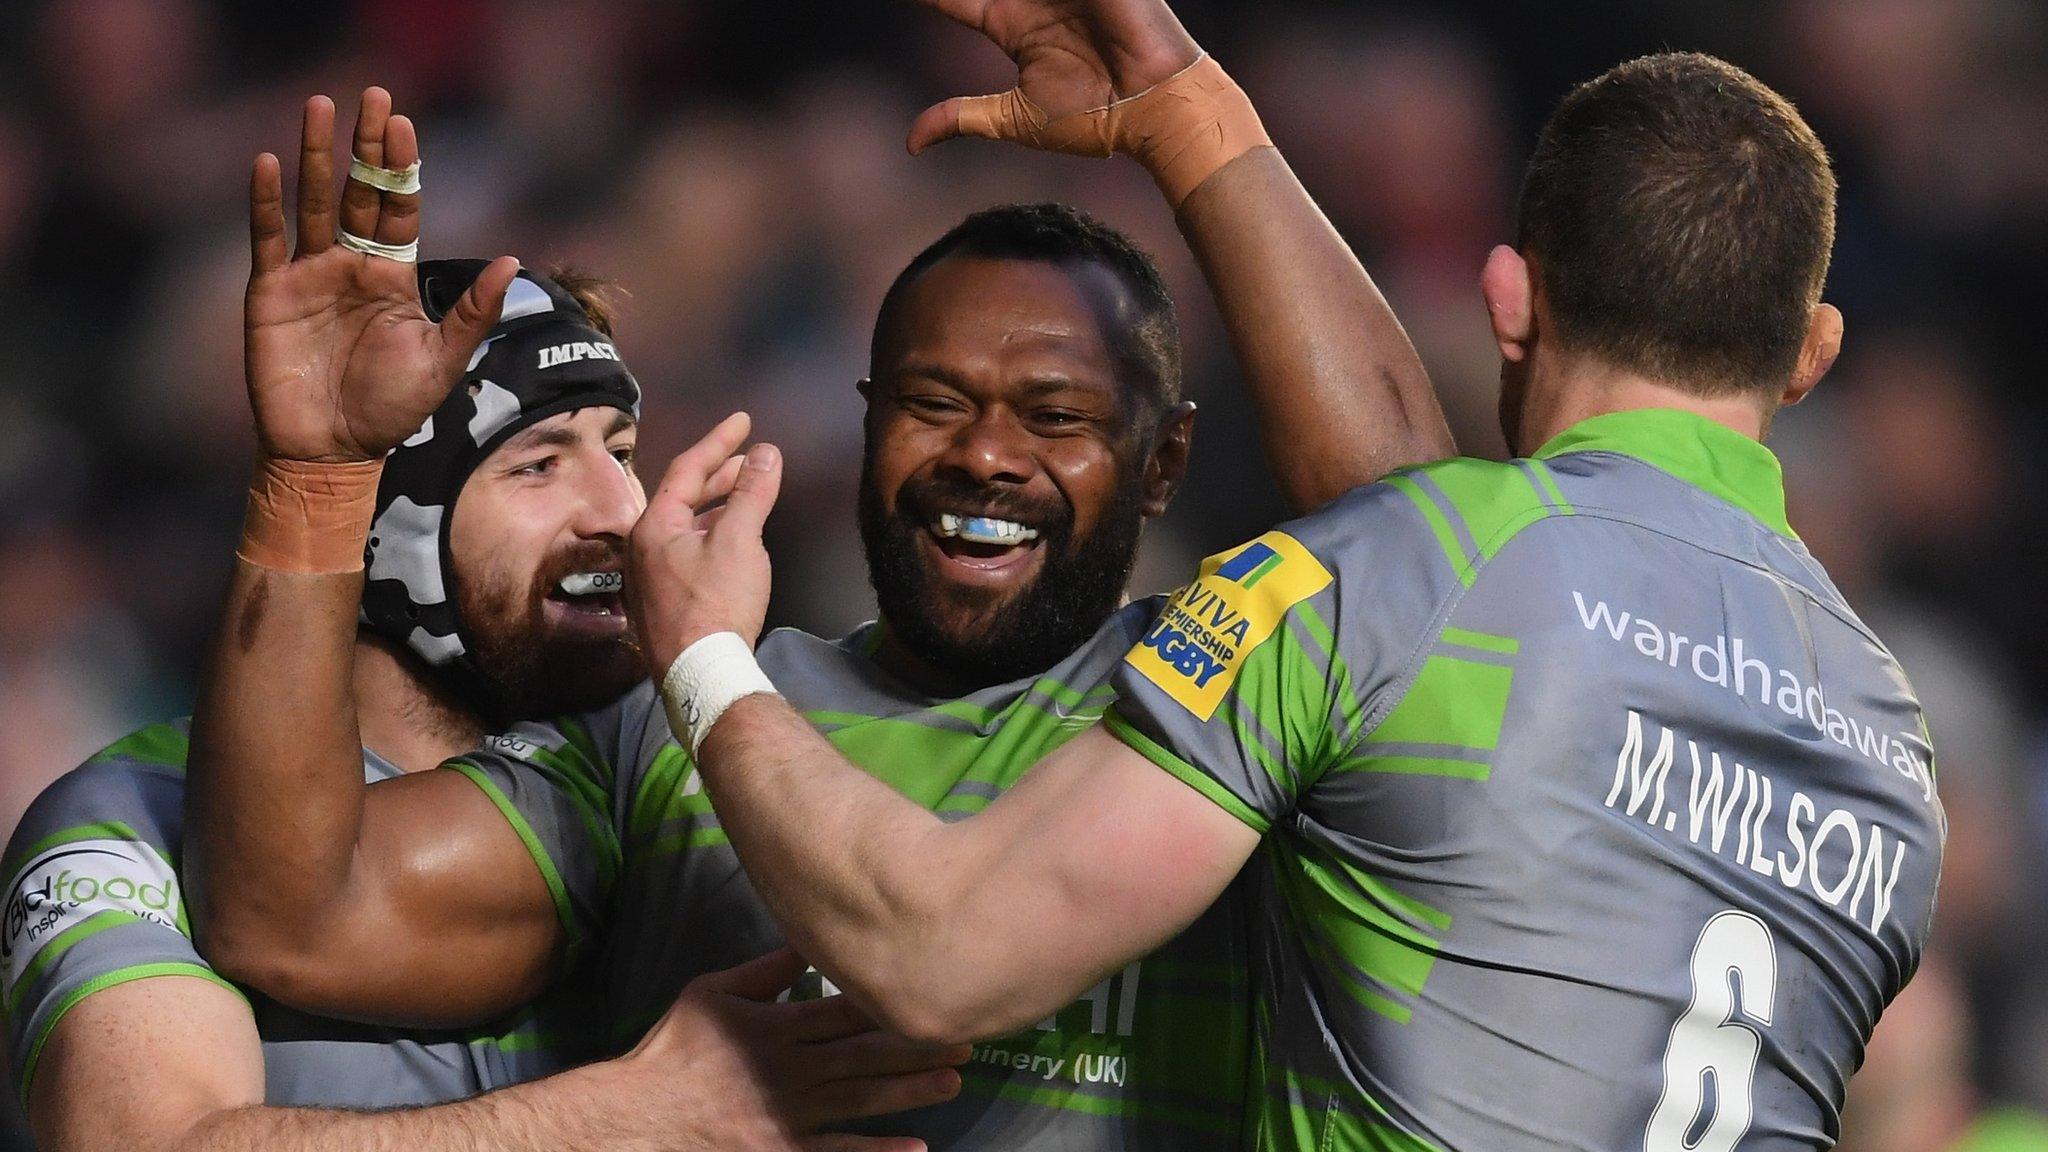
[1,90,963,1152]
[176,2,1457,1149]
[629,13,1948,1152]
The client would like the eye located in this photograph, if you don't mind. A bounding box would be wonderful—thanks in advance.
[900,393,964,418]
[511,456,556,477]
[1032,408,1090,430]
[611,444,637,469]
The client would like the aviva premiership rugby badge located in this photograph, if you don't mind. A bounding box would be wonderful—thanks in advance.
[1128,532,1332,719]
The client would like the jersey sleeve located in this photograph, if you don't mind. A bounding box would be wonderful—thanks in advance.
[1,757,244,1104]
[1107,481,1461,830]
[439,717,624,962]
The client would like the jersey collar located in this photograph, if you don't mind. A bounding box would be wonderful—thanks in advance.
[1532,407,1796,538]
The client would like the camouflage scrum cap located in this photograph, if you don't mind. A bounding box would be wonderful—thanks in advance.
[359,260,641,700]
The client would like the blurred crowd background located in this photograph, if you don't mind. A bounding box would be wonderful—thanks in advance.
[1,1,2044,1148]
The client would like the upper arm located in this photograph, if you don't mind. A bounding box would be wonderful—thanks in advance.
[27,974,264,1152]
[242,752,612,1028]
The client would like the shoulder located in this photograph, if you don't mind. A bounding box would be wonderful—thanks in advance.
[6,723,191,881]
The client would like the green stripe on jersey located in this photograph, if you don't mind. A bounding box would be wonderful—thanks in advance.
[86,723,189,770]
[7,910,155,1015]
[443,761,581,953]
[515,742,620,895]
[1413,457,1554,562]
[1269,843,1447,1025]
[1363,656,1514,752]
[1384,475,1471,584]
[2,821,155,890]
[1438,626,1518,655]
[1106,710,1270,834]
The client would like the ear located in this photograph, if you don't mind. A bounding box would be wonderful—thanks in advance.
[1782,303,1842,408]
[1481,245,1536,363]
[1141,401,1197,519]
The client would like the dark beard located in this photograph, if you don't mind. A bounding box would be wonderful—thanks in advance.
[858,453,1145,691]
[452,542,643,723]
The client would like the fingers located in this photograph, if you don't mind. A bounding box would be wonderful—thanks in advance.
[710,443,782,543]
[907,90,1031,154]
[799,1135,928,1152]
[906,98,964,155]
[808,1029,975,1082]
[375,114,421,248]
[339,87,391,241]
[686,947,810,1002]
[650,412,754,510]
[800,1067,965,1126]
[698,454,747,510]
[293,95,337,257]
[435,255,517,374]
[249,153,287,276]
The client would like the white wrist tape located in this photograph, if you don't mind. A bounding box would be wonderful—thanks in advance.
[659,632,779,758]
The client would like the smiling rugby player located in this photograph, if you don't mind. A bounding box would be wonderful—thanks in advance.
[2,89,960,1152]
[638,20,1948,1152]
[174,6,1456,1148]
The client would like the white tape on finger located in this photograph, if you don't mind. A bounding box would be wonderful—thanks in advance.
[660,631,779,757]
[349,156,422,195]
[339,230,419,263]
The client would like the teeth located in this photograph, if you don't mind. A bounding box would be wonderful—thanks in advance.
[559,571,625,597]
[934,513,1039,547]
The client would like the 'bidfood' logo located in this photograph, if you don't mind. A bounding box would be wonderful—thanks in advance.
[3,840,180,991]
[1126,532,1333,720]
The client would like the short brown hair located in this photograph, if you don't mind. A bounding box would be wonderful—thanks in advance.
[1516,52,1836,394]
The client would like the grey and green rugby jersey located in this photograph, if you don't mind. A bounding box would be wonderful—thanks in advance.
[479,602,1252,1150]
[1108,409,1945,1152]
[1,718,607,1109]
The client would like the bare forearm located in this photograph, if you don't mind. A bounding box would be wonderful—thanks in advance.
[696,698,957,1016]
[169,1065,657,1152]
[696,698,1171,1045]
[1175,146,1455,509]
[186,557,369,963]
[157,1065,671,1152]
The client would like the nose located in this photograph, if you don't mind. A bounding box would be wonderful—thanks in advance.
[572,448,645,542]
[937,407,1035,488]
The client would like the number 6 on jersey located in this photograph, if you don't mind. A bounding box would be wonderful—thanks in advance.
[1646,910,1778,1152]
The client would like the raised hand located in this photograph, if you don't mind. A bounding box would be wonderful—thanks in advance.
[906,0,1202,154]
[244,88,515,463]
[621,949,968,1151]
[627,412,784,673]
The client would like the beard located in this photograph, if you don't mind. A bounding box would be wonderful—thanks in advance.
[857,452,1146,691]
[452,540,643,722]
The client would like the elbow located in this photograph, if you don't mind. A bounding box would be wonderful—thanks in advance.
[837,943,1041,1049]
[858,978,1002,1049]
[196,915,343,1010]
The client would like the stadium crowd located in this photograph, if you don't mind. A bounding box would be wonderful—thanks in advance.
[0,1,2043,1148]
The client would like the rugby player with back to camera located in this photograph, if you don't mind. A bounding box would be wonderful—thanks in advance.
[630,11,1949,1152]
[176,3,1457,1151]
[1,91,964,1152]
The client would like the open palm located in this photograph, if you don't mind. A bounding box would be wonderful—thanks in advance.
[244,89,513,463]
[908,0,1201,153]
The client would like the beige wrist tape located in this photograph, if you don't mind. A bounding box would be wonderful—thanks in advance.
[955,53,1271,207]
[237,457,385,575]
